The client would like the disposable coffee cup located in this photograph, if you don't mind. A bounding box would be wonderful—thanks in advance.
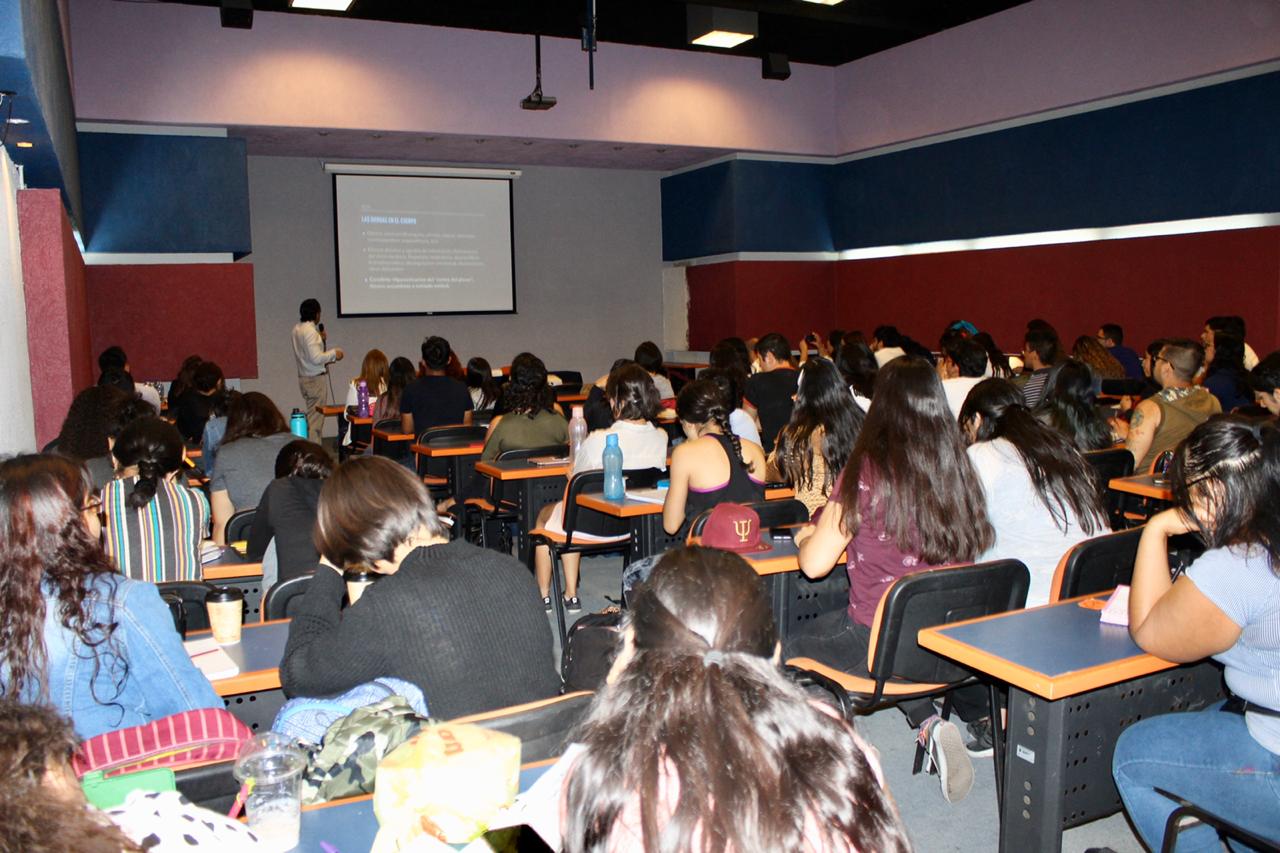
[206,587,245,645]
[234,732,306,852]
[344,569,376,605]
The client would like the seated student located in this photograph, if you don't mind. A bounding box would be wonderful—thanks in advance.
[532,364,668,612]
[246,440,333,585]
[1035,358,1117,451]
[280,456,561,718]
[767,358,863,516]
[663,379,766,539]
[168,360,223,444]
[550,547,910,853]
[167,353,204,403]
[1203,314,1259,370]
[583,358,633,433]
[1113,416,1280,849]
[788,356,994,802]
[0,455,220,739]
[836,339,878,412]
[1072,334,1126,381]
[1202,329,1253,413]
[744,332,798,453]
[701,366,762,448]
[103,418,210,584]
[960,379,1107,606]
[54,385,131,490]
[1016,325,1060,408]
[465,356,500,413]
[1097,323,1144,380]
[341,348,388,449]
[0,700,262,851]
[199,387,237,476]
[1250,350,1280,416]
[938,336,989,419]
[105,396,160,453]
[209,392,294,544]
[98,345,162,412]
[633,340,675,400]
[479,352,568,462]
[1126,338,1221,473]
[400,336,473,437]
[373,356,416,421]
[973,331,1015,379]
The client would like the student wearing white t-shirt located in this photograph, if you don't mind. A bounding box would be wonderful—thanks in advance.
[533,365,668,612]
[959,378,1107,606]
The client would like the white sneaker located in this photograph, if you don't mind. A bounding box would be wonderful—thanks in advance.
[919,715,975,803]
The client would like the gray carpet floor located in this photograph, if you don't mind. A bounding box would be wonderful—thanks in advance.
[546,551,1146,853]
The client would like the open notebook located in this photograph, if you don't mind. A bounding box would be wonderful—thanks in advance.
[183,638,239,680]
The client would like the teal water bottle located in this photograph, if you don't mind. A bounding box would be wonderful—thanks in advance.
[290,408,308,438]
[602,433,624,500]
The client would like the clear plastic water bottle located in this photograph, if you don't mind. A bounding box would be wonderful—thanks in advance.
[568,405,588,462]
[602,433,624,500]
[356,380,369,418]
[290,409,308,438]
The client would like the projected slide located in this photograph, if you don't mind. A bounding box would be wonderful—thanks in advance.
[334,174,515,316]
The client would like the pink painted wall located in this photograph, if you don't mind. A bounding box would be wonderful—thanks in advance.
[18,189,92,447]
[68,0,835,156]
[834,0,1280,154]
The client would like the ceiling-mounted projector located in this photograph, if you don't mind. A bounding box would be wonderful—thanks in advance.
[521,34,557,111]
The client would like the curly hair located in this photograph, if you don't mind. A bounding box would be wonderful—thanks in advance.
[676,378,756,474]
[1071,335,1125,381]
[503,352,557,417]
[0,701,142,853]
[0,456,126,707]
[56,386,129,460]
[564,547,911,853]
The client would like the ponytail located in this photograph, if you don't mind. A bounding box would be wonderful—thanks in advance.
[711,407,755,474]
[111,417,185,510]
[127,461,162,510]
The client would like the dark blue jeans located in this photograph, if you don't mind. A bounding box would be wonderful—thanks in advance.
[1113,702,1280,851]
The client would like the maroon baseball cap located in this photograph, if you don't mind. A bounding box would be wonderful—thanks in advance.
[700,503,772,553]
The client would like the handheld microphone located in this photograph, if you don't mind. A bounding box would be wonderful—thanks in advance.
[318,322,325,333]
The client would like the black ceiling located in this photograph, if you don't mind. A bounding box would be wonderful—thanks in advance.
[155,0,1028,67]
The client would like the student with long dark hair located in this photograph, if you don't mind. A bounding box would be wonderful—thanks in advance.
[790,356,994,801]
[961,379,1106,606]
[1035,358,1116,451]
[634,340,675,400]
[480,353,568,462]
[373,356,416,421]
[663,379,766,538]
[555,547,911,853]
[55,385,130,490]
[246,440,335,585]
[700,365,761,448]
[0,455,220,739]
[209,392,293,543]
[1113,416,1280,848]
[533,364,667,612]
[769,358,864,515]
[103,417,210,583]
[1202,329,1252,412]
[465,356,500,412]
[836,339,878,412]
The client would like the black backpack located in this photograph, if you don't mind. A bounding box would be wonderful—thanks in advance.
[562,610,623,692]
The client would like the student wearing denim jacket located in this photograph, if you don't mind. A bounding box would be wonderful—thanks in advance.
[0,455,221,740]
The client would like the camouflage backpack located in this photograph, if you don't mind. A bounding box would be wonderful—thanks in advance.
[300,695,433,804]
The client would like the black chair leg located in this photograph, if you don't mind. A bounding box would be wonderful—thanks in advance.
[548,548,569,651]
[989,682,1005,810]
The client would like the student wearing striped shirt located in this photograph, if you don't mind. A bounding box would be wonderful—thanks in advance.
[103,418,209,583]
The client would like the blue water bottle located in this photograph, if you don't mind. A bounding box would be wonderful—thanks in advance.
[356,380,370,418]
[290,408,308,438]
[602,433,624,500]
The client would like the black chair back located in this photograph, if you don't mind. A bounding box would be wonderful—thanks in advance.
[449,692,594,764]
[870,559,1029,688]
[418,425,489,476]
[371,417,413,464]
[263,572,314,621]
[560,468,664,546]
[225,508,256,543]
[156,581,217,634]
[688,498,809,538]
[1052,527,1142,601]
[1084,447,1135,529]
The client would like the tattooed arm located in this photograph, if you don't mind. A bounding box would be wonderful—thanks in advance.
[1125,398,1161,469]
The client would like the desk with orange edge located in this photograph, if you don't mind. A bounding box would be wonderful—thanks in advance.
[1107,473,1173,502]
[411,438,485,496]
[917,595,1224,852]
[319,404,346,417]
[473,459,571,563]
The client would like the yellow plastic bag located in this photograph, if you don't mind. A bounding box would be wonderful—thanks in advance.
[371,723,521,851]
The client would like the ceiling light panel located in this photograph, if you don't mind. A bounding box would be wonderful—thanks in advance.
[687,5,757,49]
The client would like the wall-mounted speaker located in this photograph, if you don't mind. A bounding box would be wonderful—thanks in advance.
[762,53,791,81]
[220,0,253,29]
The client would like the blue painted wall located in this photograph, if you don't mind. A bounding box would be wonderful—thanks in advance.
[78,132,252,255]
[663,70,1280,260]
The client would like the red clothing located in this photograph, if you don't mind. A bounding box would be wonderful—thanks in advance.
[841,466,938,627]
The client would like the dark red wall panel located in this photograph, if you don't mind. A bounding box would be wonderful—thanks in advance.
[85,264,258,382]
[686,228,1280,357]
[18,189,92,447]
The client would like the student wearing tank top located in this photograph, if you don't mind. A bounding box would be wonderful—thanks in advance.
[1126,338,1221,472]
[663,379,766,540]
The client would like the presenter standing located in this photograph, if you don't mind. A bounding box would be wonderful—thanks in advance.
[292,298,343,442]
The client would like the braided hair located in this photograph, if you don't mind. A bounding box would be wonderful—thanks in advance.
[676,379,756,474]
[110,417,185,510]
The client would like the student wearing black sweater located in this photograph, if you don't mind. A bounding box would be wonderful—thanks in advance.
[280,456,561,719]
